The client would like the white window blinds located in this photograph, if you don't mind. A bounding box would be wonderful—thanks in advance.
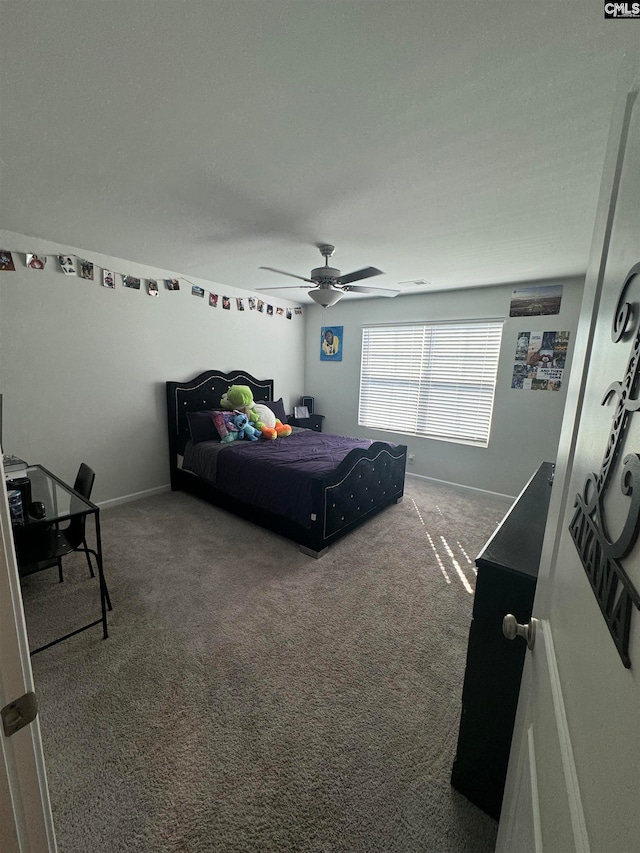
[359,320,503,446]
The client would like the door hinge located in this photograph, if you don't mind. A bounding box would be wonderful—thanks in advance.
[1,692,38,737]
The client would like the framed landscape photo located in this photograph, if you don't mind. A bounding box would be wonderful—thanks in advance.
[509,284,563,317]
[320,326,343,361]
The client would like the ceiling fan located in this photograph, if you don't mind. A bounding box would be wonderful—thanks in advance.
[256,244,400,306]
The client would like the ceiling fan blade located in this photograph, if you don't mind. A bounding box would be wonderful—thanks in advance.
[343,285,400,297]
[337,266,384,285]
[255,284,312,291]
[259,266,315,283]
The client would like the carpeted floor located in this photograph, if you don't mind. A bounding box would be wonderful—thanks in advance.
[22,475,512,852]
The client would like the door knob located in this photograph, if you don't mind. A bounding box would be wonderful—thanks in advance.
[502,614,537,650]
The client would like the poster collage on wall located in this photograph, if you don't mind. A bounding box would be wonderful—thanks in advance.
[511,330,569,391]
[508,283,568,391]
[0,250,303,319]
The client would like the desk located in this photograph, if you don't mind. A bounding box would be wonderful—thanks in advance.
[11,464,110,655]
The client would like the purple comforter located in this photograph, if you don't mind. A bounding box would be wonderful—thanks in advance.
[188,430,374,527]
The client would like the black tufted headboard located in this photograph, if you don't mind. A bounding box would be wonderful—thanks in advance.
[166,370,274,458]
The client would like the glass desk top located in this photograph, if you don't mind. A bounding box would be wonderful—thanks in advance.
[8,463,110,654]
[7,464,97,526]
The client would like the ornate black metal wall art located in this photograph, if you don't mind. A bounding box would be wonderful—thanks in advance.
[569,262,640,668]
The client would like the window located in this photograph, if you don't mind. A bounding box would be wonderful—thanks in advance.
[359,320,503,446]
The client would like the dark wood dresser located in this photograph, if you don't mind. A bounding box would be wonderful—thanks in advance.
[450,461,553,820]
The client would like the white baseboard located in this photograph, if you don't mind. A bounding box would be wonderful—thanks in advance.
[99,476,514,510]
[405,471,515,502]
[97,484,171,510]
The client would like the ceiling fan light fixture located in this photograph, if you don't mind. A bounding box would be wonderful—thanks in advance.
[258,244,385,304]
[309,288,344,307]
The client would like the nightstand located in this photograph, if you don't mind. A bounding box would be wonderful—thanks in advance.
[288,414,324,432]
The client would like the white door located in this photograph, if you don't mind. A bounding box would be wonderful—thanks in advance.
[0,454,57,852]
[497,58,640,852]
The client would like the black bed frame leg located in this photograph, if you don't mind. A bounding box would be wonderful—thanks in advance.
[298,545,329,559]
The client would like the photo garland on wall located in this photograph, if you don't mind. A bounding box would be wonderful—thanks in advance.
[511,330,569,390]
[0,250,16,270]
[0,250,302,320]
[78,259,94,280]
[59,255,76,275]
[26,253,47,270]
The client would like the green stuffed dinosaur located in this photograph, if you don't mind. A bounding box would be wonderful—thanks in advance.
[220,385,264,429]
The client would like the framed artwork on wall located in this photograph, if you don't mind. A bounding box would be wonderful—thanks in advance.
[320,326,343,361]
[509,284,563,317]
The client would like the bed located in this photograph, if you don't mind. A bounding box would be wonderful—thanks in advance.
[166,370,407,557]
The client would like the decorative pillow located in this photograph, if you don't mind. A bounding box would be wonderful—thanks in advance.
[211,410,237,441]
[186,410,220,445]
[263,398,287,423]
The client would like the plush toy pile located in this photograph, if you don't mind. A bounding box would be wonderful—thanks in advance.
[220,385,292,440]
[212,409,260,442]
[220,385,263,427]
[229,411,260,441]
[253,403,292,440]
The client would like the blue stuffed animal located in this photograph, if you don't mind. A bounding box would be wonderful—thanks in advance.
[231,411,260,441]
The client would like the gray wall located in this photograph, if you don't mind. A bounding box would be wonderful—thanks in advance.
[0,230,305,504]
[303,278,584,497]
[0,227,584,501]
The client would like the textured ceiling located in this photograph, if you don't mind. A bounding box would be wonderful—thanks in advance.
[1,2,638,301]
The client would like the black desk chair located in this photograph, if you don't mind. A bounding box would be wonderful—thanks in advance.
[17,463,112,611]
[58,462,97,583]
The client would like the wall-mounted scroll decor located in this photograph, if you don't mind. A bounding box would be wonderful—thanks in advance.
[569,262,640,668]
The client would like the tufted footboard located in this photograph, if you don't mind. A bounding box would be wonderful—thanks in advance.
[302,442,407,556]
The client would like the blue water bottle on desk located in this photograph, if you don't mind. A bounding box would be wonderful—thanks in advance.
[6,477,31,525]
[8,489,23,525]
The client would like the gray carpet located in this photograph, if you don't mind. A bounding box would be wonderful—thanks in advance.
[22,475,512,852]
